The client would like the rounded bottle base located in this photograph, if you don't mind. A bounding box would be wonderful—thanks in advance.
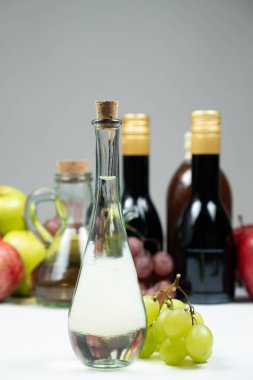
[68,329,145,370]
[35,297,70,308]
[85,359,131,370]
[188,292,234,304]
[34,286,72,308]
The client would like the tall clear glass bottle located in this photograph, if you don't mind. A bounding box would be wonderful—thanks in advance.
[68,101,146,369]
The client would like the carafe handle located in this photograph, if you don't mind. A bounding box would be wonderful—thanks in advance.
[25,188,66,245]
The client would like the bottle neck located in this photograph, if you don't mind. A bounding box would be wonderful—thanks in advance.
[123,155,149,197]
[93,119,121,204]
[191,154,220,200]
[56,179,92,227]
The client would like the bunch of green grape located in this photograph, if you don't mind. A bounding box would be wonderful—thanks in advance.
[140,276,213,366]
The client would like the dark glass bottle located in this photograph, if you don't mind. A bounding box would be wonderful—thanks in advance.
[167,131,232,253]
[172,111,235,304]
[121,114,163,254]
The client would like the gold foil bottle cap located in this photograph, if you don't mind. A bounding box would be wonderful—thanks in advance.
[191,110,221,133]
[56,160,90,175]
[191,110,221,154]
[122,113,150,155]
[95,101,119,120]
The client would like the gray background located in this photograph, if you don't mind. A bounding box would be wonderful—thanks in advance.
[1,0,253,241]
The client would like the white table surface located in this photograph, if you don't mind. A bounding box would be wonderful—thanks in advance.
[0,296,252,380]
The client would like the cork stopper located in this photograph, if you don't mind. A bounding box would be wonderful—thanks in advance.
[95,101,119,120]
[56,160,89,175]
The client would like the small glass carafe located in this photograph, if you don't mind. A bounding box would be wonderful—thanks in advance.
[68,101,146,369]
[25,160,93,306]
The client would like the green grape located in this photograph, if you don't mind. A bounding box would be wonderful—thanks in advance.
[194,311,204,325]
[143,295,160,326]
[153,309,171,343]
[170,299,186,310]
[159,337,187,366]
[186,324,213,363]
[164,309,192,338]
[139,326,157,358]
[161,302,170,312]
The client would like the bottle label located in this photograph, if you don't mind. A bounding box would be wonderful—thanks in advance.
[187,248,225,293]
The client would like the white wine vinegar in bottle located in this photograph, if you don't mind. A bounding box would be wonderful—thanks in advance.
[68,101,146,369]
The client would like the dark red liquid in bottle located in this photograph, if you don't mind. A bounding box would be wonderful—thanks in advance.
[167,159,232,254]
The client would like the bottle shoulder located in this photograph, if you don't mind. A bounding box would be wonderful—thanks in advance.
[177,196,233,244]
[122,194,163,252]
[183,196,231,223]
[122,194,161,220]
[166,161,232,222]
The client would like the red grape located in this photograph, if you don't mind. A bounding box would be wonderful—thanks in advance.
[128,237,143,257]
[44,217,61,236]
[139,281,147,295]
[154,280,172,292]
[134,253,153,279]
[145,286,157,296]
[144,280,173,299]
[152,251,174,276]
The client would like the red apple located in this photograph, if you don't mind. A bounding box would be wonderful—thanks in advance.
[3,230,45,296]
[238,231,253,299]
[233,218,253,288]
[0,240,24,300]
[234,217,253,299]
[234,223,253,246]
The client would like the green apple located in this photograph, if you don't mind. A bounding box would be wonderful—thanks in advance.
[3,230,45,296]
[0,185,27,234]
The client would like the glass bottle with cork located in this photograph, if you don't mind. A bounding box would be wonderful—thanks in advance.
[172,110,235,304]
[68,101,146,369]
[25,160,93,306]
